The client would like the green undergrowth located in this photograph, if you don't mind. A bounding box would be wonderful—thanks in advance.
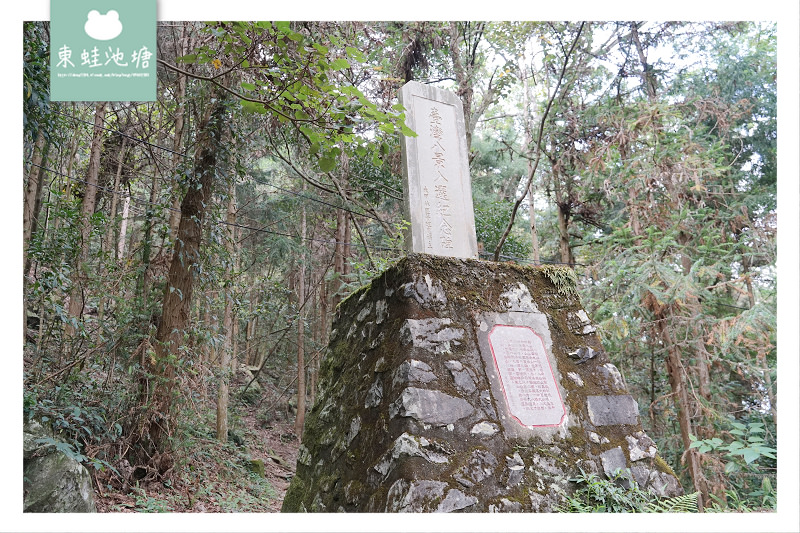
[558,469,699,513]
[108,404,278,513]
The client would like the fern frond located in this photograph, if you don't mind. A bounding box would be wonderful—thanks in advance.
[644,491,699,513]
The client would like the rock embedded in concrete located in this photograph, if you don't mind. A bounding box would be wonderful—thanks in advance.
[631,465,683,498]
[587,394,640,426]
[626,431,657,461]
[500,283,540,313]
[597,362,627,391]
[364,377,384,408]
[470,421,500,438]
[392,359,437,387]
[399,317,463,354]
[567,371,585,387]
[489,498,523,512]
[386,479,448,512]
[389,387,474,425]
[504,452,526,487]
[599,446,635,488]
[437,488,478,512]
[567,309,596,335]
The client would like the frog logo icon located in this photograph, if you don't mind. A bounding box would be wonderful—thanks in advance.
[84,10,123,41]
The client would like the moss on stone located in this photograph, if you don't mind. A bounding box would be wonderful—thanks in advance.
[654,454,678,478]
[538,265,578,297]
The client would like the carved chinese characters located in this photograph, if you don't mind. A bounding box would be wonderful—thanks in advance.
[488,325,565,427]
[399,81,478,259]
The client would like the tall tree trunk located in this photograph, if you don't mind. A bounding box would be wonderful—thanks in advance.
[97,139,128,336]
[517,51,541,264]
[132,92,225,470]
[138,169,162,308]
[677,231,712,402]
[65,102,106,341]
[332,208,347,307]
[216,181,237,441]
[168,25,189,241]
[117,192,131,260]
[446,21,495,154]
[24,129,47,274]
[343,213,352,277]
[657,314,710,510]
[552,168,573,266]
[295,185,308,439]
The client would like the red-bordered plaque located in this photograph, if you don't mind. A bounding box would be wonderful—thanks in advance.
[488,325,565,427]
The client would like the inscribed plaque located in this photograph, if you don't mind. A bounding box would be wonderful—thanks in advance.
[488,325,565,427]
[399,81,478,259]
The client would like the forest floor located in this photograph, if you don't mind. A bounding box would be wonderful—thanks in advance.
[93,372,300,513]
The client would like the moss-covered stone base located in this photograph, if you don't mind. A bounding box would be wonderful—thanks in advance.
[281,254,682,512]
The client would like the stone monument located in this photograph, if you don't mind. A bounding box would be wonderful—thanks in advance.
[398,81,478,259]
[281,83,682,512]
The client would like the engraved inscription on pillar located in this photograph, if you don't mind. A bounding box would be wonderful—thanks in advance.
[399,81,478,259]
[416,98,457,251]
[488,325,565,427]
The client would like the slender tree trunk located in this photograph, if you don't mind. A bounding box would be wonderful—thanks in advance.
[245,288,256,366]
[519,56,541,264]
[216,181,237,441]
[24,130,48,342]
[139,169,162,307]
[657,312,709,511]
[103,140,127,261]
[343,210,352,277]
[65,102,106,340]
[117,193,131,261]
[132,92,225,469]
[97,139,128,335]
[676,232,712,402]
[168,25,189,241]
[552,168,573,266]
[332,208,347,307]
[295,185,308,439]
[24,129,47,269]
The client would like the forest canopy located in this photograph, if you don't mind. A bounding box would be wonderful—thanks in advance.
[21,20,781,514]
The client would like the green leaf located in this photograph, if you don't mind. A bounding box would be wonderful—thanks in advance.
[275,21,291,33]
[319,157,336,172]
[345,46,366,62]
[724,461,740,474]
[400,123,418,137]
[177,54,197,64]
[329,58,350,71]
[240,82,256,91]
[741,448,761,464]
